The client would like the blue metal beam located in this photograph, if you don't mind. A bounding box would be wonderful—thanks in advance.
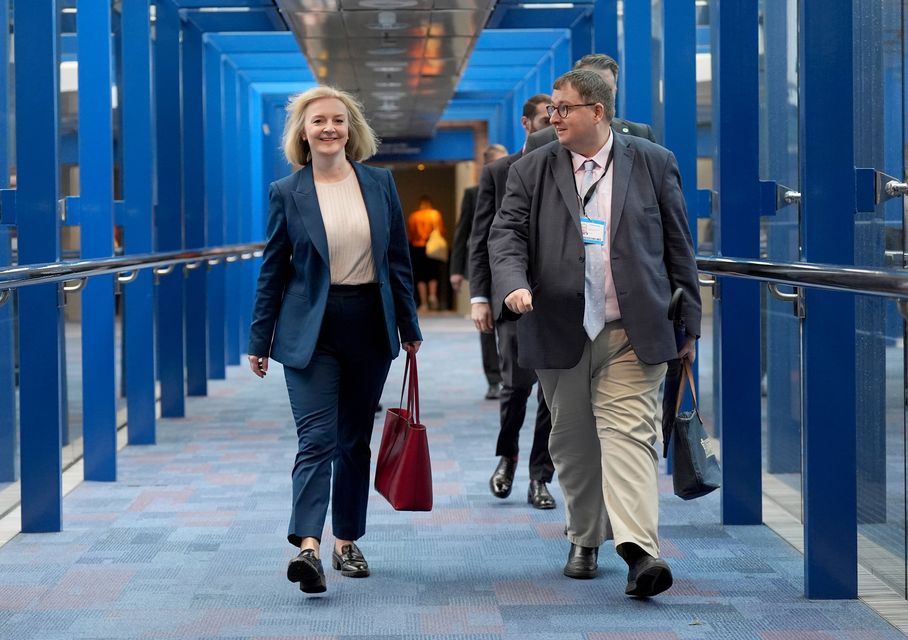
[799,0,856,599]
[154,0,185,417]
[120,0,156,445]
[594,0,618,58]
[712,0,762,526]
[621,0,653,124]
[0,0,14,484]
[77,0,117,481]
[15,0,64,532]
[182,21,208,397]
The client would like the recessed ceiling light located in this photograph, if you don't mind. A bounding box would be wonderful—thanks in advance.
[360,0,418,8]
[368,47,407,56]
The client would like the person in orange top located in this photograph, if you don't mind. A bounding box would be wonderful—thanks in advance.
[407,195,445,310]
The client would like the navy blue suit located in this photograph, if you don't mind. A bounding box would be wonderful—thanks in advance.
[249,161,421,547]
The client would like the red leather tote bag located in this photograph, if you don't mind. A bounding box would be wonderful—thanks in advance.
[374,352,433,511]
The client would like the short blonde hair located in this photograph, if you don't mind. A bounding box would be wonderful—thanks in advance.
[282,85,379,166]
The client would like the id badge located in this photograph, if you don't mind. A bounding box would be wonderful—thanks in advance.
[580,217,606,245]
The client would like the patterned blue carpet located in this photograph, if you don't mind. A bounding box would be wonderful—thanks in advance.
[0,316,903,639]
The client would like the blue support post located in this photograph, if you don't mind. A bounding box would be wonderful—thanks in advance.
[182,22,208,396]
[222,61,241,364]
[14,0,63,532]
[154,0,185,417]
[77,0,117,481]
[662,0,698,435]
[0,0,14,483]
[121,0,156,445]
[237,75,255,350]
[203,35,226,380]
[799,0,856,599]
[593,0,618,58]
[621,0,653,125]
[712,0,762,525]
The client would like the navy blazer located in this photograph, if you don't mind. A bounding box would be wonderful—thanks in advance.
[488,134,701,369]
[248,162,422,370]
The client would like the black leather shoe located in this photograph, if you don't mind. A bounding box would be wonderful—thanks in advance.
[563,543,598,579]
[485,383,501,400]
[527,480,556,509]
[331,542,370,578]
[489,456,517,498]
[625,555,673,597]
[287,549,327,593]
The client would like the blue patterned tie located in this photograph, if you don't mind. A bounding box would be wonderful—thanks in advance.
[581,159,606,340]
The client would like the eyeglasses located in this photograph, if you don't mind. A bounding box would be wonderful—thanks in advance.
[545,103,597,119]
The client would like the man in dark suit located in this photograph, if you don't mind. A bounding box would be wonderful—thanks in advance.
[489,70,700,597]
[469,94,557,510]
[450,144,508,400]
[524,53,656,154]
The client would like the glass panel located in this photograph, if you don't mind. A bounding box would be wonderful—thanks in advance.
[0,288,18,529]
[63,288,83,470]
[852,0,907,598]
[759,0,802,522]
[855,295,907,598]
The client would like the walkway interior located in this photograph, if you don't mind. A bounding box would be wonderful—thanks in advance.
[0,317,902,639]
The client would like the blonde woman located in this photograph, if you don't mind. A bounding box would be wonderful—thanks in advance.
[248,86,422,594]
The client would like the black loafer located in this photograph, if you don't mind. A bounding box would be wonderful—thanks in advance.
[563,543,598,579]
[625,555,673,597]
[485,383,501,400]
[527,480,556,509]
[489,456,517,498]
[287,549,327,593]
[331,542,370,578]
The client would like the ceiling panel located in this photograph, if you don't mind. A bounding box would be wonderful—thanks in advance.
[275,0,495,139]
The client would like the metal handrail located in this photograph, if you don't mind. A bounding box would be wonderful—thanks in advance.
[697,255,908,300]
[0,243,265,292]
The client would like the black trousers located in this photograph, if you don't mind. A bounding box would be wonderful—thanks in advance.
[282,284,392,548]
[494,318,555,483]
[480,330,502,386]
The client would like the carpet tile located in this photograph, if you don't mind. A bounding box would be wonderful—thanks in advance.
[0,317,904,639]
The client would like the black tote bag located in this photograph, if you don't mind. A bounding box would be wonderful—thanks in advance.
[669,361,721,500]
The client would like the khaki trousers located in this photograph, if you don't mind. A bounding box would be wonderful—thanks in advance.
[537,321,667,557]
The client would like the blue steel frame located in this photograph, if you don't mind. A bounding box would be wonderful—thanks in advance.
[15,0,64,532]
[121,0,156,445]
[621,1,653,126]
[154,0,186,418]
[0,0,14,484]
[77,0,117,481]
[711,0,762,526]
[593,0,617,60]
[181,18,208,397]
[799,0,857,600]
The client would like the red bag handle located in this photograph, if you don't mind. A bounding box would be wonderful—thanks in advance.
[397,351,420,423]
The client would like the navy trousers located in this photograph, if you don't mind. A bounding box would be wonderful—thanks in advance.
[282,284,392,547]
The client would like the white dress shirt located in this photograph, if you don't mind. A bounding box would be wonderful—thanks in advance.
[570,132,621,323]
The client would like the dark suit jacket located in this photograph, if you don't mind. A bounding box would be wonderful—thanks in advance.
[450,185,478,277]
[248,162,422,369]
[468,150,521,315]
[488,134,701,369]
[524,118,656,154]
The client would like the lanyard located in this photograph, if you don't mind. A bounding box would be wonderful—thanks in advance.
[577,147,615,211]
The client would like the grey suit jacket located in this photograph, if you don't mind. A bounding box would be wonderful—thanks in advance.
[468,150,521,313]
[524,118,656,154]
[450,185,477,277]
[488,134,701,369]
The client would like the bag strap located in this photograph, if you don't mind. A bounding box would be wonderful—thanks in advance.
[409,352,420,423]
[398,353,410,411]
[674,360,699,414]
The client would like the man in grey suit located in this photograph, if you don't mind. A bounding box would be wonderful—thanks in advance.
[469,94,558,510]
[524,53,656,154]
[450,144,508,400]
[489,69,700,598]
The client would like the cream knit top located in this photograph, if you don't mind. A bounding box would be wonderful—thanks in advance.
[314,170,377,285]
